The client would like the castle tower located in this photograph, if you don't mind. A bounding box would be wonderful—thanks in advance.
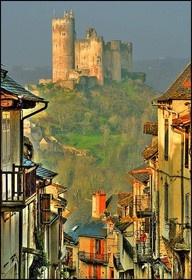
[110,40,121,81]
[52,10,75,82]
[127,42,133,71]
[75,28,104,85]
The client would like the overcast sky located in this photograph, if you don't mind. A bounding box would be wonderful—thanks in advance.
[1,1,191,68]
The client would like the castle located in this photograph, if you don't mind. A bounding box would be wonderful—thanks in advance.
[51,10,134,88]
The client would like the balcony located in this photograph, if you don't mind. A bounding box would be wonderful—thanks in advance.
[78,251,108,266]
[1,164,36,211]
[134,240,152,263]
[143,122,158,136]
[63,260,76,271]
[167,219,190,252]
[135,195,152,218]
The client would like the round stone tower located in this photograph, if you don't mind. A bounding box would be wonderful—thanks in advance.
[52,10,75,82]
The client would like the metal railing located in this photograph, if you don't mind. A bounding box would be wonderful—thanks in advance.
[79,251,108,265]
[135,195,152,217]
[143,122,158,136]
[63,260,76,271]
[134,238,152,263]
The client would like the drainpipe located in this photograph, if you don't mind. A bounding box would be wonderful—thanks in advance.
[172,127,184,234]
[0,103,2,278]
[20,100,48,166]
[18,210,23,279]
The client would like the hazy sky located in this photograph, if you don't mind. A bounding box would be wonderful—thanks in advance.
[1,1,191,68]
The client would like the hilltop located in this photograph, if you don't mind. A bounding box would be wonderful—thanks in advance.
[27,79,158,210]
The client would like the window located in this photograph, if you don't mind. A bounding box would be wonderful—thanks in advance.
[185,127,189,168]
[164,182,169,222]
[164,119,169,160]
[2,112,11,164]
[95,239,101,254]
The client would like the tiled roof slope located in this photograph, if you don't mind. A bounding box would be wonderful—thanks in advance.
[78,220,107,239]
[129,164,151,185]
[142,142,158,160]
[157,63,191,101]
[23,157,57,179]
[1,68,44,102]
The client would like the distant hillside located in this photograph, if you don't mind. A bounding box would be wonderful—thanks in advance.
[134,57,189,92]
[6,57,189,92]
[27,80,157,211]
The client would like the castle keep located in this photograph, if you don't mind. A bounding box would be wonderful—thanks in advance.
[52,10,133,87]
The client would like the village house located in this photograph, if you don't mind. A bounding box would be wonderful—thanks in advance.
[0,67,47,279]
[140,63,191,279]
[154,63,191,279]
[0,68,69,279]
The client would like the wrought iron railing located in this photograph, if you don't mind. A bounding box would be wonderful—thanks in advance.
[79,251,108,265]
[135,195,152,217]
[134,237,152,263]
[143,122,158,136]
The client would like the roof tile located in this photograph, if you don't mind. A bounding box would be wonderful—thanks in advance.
[157,63,191,101]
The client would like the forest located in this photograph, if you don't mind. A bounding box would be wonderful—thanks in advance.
[27,79,158,220]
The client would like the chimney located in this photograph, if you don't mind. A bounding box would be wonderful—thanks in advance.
[92,190,106,218]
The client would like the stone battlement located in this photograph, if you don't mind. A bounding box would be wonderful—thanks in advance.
[52,10,133,88]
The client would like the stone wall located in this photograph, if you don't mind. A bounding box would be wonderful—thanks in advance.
[52,10,75,82]
[75,28,104,85]
[52,10,133,86]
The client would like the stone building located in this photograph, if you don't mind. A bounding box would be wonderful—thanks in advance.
[51,10,133,87]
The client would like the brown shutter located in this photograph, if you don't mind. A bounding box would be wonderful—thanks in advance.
[40,194,51,223]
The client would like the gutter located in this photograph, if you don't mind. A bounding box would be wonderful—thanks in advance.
[20,100,48,165]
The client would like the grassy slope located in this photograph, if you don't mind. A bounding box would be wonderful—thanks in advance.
[29,80,157,209]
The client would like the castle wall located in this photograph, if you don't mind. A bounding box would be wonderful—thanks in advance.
[103,43,112,80]
[121,42,133,73]
[52,11,133,86]
[52,11,75,82]
[110,40,121,82]
[75,35,104,85]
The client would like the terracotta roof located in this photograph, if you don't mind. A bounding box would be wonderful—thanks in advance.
[129,165,151,185]
[118,193,133,207]
[130,172,149,185]
[172,113,190,127]
[160,256,172,272]
[157,63,191,101]
[142,143,158,160]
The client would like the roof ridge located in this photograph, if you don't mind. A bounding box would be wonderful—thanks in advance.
[163,62,191,95]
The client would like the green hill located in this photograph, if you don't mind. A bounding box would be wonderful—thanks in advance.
[28,80,158,209]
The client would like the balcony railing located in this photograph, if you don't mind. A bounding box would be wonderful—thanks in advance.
[135,195,152,217]
[79,251,108,266]
[168,219,190,252]
[134,239,152,263]
[1,164,36,210]
[143,122,158,136]
[63,260,76,271]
